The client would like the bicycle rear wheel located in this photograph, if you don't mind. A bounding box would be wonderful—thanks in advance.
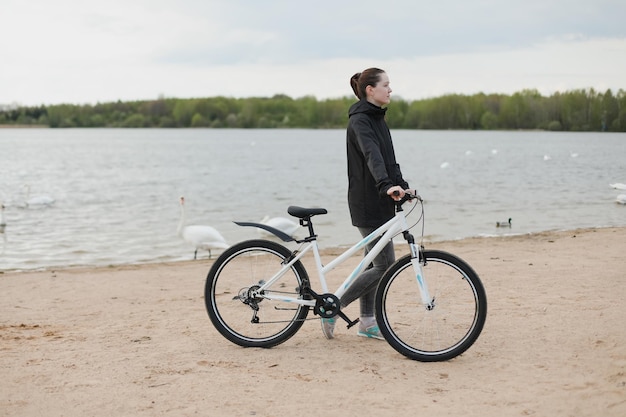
[376,250,487,361]
[205,239,310,348]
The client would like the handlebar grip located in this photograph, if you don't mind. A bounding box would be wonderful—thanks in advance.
[392,189,422,202]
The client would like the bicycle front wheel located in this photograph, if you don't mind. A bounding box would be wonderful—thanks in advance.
[376,250,487,362]
[205,239,310,348]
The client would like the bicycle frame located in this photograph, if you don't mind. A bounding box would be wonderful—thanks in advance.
[250,201,433,311]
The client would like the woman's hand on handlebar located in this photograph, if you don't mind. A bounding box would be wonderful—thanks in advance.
[388,187,419,202]
[387,186,405,201]
[388,186,418,201]
[406,189,419,200]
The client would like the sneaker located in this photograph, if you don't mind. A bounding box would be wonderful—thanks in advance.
[357,324,385,340]
[320,317,336,339]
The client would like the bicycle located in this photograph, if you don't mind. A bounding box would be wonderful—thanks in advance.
[204,192,487,362]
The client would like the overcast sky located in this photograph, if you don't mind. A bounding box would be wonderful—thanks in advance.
[2,0,625,106]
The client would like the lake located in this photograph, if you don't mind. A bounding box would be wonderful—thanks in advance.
[1,128,625,271]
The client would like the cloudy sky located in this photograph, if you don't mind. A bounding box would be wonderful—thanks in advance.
[2,0,625,106]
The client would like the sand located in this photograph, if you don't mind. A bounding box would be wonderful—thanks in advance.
[1,227,625,416]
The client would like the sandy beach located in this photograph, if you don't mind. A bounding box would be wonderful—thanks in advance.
[1,227,625,416]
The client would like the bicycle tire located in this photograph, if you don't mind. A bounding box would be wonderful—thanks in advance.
[376,250,487,362]
[205,239,310,348]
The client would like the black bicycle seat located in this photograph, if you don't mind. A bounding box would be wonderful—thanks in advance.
[287,206,328,219]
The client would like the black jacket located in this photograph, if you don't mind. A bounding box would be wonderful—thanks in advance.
[346,99,409,228]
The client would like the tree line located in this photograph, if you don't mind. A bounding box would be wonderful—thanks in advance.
[1,88,625,131]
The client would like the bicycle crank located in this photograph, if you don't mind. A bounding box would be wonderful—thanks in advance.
[313,293,341,318]
[307,289,360,329]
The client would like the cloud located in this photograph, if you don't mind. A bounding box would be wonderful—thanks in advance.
[1,0,625,105]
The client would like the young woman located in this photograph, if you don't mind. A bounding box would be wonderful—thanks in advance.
[322,68,413,340]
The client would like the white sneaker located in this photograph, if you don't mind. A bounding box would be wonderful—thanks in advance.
[357,324,385,340]
[321,318,336,339]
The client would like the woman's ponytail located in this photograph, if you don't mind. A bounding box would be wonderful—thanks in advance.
[350,72,362,99]
[349,68,385,100]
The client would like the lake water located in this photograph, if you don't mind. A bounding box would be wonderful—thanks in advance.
[1,128,625,271]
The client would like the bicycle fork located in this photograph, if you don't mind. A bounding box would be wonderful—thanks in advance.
[405,232,435,310]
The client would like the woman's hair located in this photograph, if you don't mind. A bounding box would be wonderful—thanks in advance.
[350,68,385,99]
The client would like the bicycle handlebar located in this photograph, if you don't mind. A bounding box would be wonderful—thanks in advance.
[392,190,422,203]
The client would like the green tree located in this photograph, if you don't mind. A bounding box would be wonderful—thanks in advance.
[172,100,196,127]
[122,114,146,127]
[402,100,424,129]
[480,111,498,130]
[190,113,209,127]
[386,98,408,128]
[499,91,538,129]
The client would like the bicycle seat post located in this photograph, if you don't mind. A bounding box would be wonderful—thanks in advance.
[299,216,317,241]
[287,206,327,242]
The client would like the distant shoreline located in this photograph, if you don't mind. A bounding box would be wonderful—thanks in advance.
[2,88,624,131]
[0,124,48,128]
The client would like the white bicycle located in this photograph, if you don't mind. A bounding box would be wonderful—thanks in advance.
[204,192,487,361]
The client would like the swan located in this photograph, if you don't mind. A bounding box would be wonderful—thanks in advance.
[0,203,6,248]
[543,155,551,161]
[23,184,55,207]
[260,216,300,237]
[0,203,6,234]
[496,218,512,228]
[177,196,228,259]
[616,194,626,205]
[609,183,626,190]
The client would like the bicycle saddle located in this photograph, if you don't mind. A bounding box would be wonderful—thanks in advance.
[287,206,328,219]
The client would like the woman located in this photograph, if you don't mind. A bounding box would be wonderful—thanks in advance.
[322,68,413,340]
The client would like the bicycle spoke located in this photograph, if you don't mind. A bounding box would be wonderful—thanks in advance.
[377,251,486,361]
[205,240,310,348]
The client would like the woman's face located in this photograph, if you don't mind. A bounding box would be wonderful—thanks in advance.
[367,72,392,107]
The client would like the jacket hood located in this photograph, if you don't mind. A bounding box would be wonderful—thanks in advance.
[348,99,388,118]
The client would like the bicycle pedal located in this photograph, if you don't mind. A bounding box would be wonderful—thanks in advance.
[336,311,359,329]
[345,318,360,329]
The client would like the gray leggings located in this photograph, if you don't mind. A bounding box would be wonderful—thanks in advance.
[339,227,395,317]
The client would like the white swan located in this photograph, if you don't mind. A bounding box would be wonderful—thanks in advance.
[0,203,6,234]
[177,197,228,259]
[496,218,512,228]
[260,216,300,237]
[616,194,626,205]
[609,183,626,190]
[23,184,55,207]
[0,203,6,248]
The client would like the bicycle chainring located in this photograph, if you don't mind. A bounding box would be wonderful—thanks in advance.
[313,293,341,318]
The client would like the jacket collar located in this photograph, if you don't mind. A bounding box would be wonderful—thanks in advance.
[349,99,387,117]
